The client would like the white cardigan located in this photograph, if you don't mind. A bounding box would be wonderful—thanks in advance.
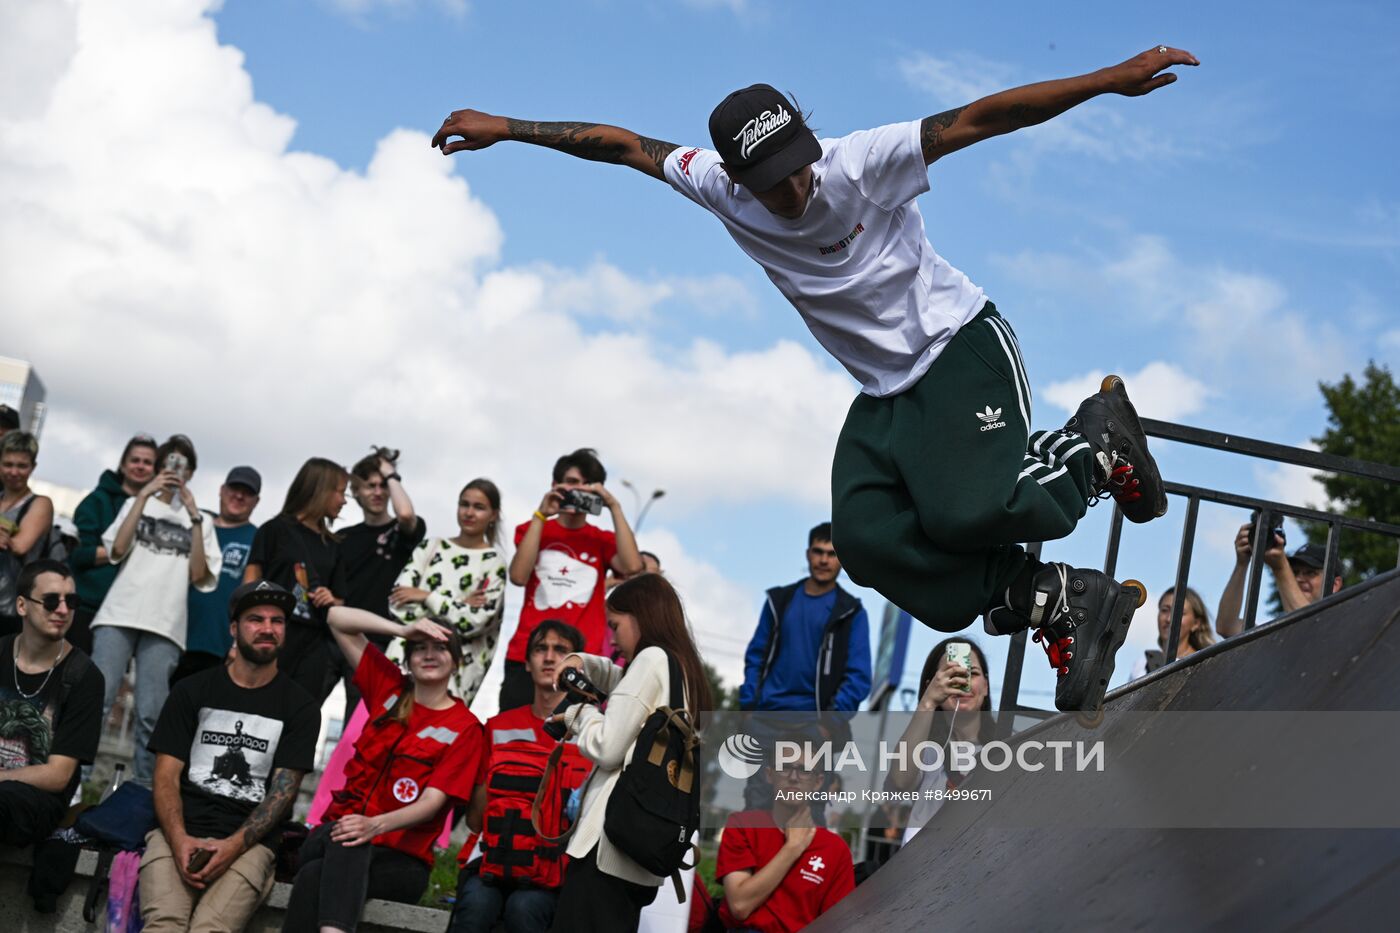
[562,646,675,886]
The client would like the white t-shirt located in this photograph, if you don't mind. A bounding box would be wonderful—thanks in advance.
[664,121,987,397]
[94,495,221,648]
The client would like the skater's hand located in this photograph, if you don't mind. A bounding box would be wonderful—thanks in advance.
[432,109,508,154]
[1100,46,1199,97]
[782,810,816,853]
[918,663,969,710]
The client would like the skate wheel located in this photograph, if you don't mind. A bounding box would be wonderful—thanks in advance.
[1121,579,1148,609]
[1100,374,1124,393]
[1076,707,1105,729]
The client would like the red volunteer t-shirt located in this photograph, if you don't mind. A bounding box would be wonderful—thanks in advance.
[325,646,483,865]
[716,811,855,933]
[506,518,617,661]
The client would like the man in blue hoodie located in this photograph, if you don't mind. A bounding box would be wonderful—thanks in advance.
[741,523,871,713]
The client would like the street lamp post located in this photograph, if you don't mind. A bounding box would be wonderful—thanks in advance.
[621,479,666,532]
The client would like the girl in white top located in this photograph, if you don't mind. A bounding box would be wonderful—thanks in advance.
[388,478,507,705]
[92,435,219,786]
[551,573,712,933]
[887,637,993,847]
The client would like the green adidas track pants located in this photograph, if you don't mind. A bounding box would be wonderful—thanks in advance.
[831,302,1096,632]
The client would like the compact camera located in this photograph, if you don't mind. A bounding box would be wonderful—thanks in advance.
[559,488,604,515]
[1247,510,1286,552]
[543,666,608,740]
[373,445,401,465]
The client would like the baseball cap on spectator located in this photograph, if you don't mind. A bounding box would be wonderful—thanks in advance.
[1287,542,1327,571]
[709,84,821,192]
[228,580,295,620]
[0,405,19,432]
[225,465,262,495]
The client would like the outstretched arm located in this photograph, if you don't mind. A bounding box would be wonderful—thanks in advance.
[432,109,680,181]
[919,46,1199,165]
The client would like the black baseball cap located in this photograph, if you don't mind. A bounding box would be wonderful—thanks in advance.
[0,405,18,431]
[1287,543,1328,571]
[709,84,821,193]
[228,580,295,621]
[225,465,261,495]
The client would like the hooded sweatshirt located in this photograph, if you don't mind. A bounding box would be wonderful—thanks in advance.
[70,470,130,611]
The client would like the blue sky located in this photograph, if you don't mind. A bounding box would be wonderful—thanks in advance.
[5,0,1397,714]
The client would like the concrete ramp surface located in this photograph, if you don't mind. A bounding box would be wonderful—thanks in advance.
[810,571,1400,932]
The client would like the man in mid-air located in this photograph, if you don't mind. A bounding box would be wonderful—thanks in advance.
[432,46,1198,712]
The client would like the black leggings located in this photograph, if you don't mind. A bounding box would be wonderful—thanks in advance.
[281,822,430,933]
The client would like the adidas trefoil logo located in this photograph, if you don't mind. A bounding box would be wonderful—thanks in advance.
[976,405,1007,432]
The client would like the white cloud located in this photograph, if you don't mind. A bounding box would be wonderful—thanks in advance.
[1,0,854,719]
[1042,361,1212,421]
[897,52,1013,109]
[994,236,1358,404]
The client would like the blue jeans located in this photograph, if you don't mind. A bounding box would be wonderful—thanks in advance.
[92,626,181,787]
[449,871,557,933]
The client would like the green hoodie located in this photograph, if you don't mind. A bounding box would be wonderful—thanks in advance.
[71,469,130,610]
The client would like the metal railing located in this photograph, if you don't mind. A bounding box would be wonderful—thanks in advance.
[997,419,1400,721]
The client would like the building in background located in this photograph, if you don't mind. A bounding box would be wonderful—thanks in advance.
[0,355,46,438]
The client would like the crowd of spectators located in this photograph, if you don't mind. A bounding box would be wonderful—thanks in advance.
[0,415,1360,932]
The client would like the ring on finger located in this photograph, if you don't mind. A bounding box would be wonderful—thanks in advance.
[1157,45,1168,53]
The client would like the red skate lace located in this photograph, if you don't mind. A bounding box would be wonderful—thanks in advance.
[1090,461,1142,508]
[1032,628,1074,676]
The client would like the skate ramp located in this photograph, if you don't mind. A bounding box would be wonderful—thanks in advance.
[810,570,1400,931]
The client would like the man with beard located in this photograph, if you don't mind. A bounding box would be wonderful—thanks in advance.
[0,560,105,846]
[140,581,320,933]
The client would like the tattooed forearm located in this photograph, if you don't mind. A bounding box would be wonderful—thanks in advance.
[637,135,680,174]
[505,119,629,163]
[239,768,304,849]
[920,106,966,161]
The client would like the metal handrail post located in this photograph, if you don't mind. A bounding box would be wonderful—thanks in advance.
[1164,496,1200,663]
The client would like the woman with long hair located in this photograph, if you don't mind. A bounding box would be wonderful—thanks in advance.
[550,573,712,933]
[282,607,483,933]
[245,457,350,700]
[1136,586,1215,676]
[389,477,507,705]
[69,432,158,653]
[887,636,994,845]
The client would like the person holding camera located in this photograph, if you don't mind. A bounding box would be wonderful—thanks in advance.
[716,755,855,933]
[92,434,220,787]
[500,448,642,711]
[1215,523,1344,638]
[886,637,993,845]
[549,573,711,933]
[244,457,350,702]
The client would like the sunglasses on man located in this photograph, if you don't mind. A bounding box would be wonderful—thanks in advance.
[29,592,79,613]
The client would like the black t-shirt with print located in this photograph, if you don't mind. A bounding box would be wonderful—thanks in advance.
[148,665,319,840]
[0,642,104,803]
[247,515,348,628]
[339,517,427,615]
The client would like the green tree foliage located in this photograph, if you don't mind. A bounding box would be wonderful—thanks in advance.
[1307,362,1400,583]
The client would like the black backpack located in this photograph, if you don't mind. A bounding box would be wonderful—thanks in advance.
[603,654,702,900]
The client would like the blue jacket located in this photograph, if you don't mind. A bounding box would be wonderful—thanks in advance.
[739,580,871,712]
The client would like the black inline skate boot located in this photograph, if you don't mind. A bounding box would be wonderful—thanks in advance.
[1064,375,1167,524]
[1023,563,1147,714]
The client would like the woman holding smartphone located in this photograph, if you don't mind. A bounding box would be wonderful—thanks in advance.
[886,637,994,845]
[550,573,713,933]
[282,606,483,933]
[92,434,220,787]
[244,457,349,701]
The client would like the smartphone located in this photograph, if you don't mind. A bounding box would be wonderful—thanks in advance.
[187,848,212,873]
[945,642,973,693]
[164,452,189,483]
[559,488,604,515]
